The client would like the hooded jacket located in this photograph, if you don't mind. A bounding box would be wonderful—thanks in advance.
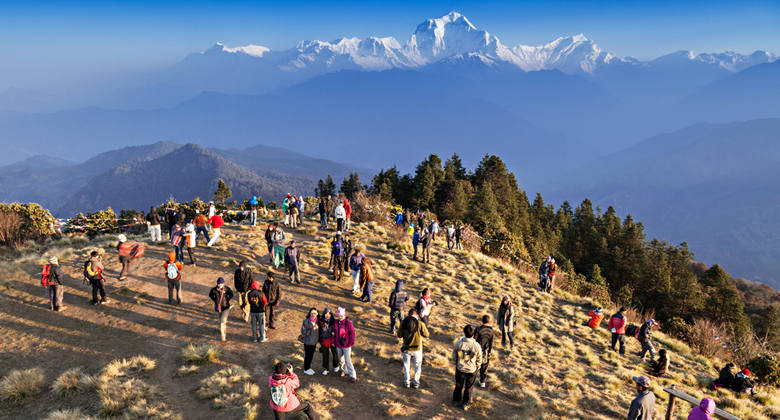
[388,280,409,309]
[146,208,161,226]
[608,312,627,334]
[318,310,335,340]
[397,315,430,352]
[412,231,420,246]
[234,263,253,293]
[49,264,64,286]
[716,364,735,388]
[268,372,301,412]
[497,298,516,332]
[687,398,715,420]
[452,336,483,373]
[344,200,351,219]
[334,204,346,220]
[638,322,654,342]
[87,256,105,281]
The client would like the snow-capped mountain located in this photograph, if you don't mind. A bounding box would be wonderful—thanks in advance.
[651,50,778,72]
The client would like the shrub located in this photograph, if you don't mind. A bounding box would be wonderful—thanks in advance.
[182,344,221,365]
[0,203,57,247]
[52,368,97,397]
[102,356,156,378]
[747,354,780,387]
[0,367,45,401]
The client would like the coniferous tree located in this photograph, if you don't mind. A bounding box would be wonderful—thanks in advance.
[700,264,751,340]
[468,182,502,233]
[324,175,337,197]
[414,163,436,210]
[755,306,780,351]
[213,179,232,206]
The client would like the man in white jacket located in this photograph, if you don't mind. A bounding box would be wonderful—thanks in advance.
[334,201,346,232]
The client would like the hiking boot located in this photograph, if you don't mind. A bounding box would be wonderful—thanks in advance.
[462,405,470,411]
[412,383,419,389]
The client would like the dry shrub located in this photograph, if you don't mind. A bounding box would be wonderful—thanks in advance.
[295,383,344,420]
[298,226,317,235]
[182,344,220,365]
[689,318,726,359]
[102,355,156,378]
[0,367,45,401]
[0,210,23,247]
[197,367,250,400]
[52,368,98,397]
[122,399,182,420]
[177,365,200,377]
[44,409,98,420]
[99,378,158,416]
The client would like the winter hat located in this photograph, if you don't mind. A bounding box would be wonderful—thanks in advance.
[287,193,291,197]
[117,234,127,242]
[742,368,750,376]
[595,307,603,313]
[217,277,225,285]
[546,256,552,262]
[619,306,626,312]
[632,376,651,387]
[337,307,346,317]
[49,256,58,265]
[168,252,176,261]
[251,281,260,290]
[290,240,296,244]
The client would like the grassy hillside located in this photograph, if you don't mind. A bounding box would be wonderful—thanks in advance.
[1,215,778,419]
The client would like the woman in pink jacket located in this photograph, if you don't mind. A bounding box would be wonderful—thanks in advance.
[268,362,320,419]
[687,398,715,420]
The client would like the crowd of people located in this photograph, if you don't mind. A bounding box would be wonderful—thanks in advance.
[37,194,757,419]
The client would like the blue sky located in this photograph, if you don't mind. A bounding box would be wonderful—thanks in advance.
[0,0,778,93]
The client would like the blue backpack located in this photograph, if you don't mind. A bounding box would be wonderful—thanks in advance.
[332,240,343,257]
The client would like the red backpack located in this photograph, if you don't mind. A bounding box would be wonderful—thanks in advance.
[40,264,52,287]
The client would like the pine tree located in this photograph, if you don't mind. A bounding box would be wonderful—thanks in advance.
[414,164,436,210]
[700,264,751,340]
[213,179,232,205]
[755,306,780,351]
[450,153,467,180]
[324,175,337,197]
[468,182,502,234]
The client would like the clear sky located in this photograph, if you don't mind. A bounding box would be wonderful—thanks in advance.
[1,0,778,93]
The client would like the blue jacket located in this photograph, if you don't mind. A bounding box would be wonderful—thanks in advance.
[412,232,420,246]
[394,213,403,225]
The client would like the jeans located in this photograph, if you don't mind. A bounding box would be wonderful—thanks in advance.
[90,278,106,304]
[250,312,266,341]
[360,280,373,302]
[304,344,317,371]
[49,284,63,309]
[207,228,221,246]
[501,330,514,347]
[403,349,423,386]
[187,247,196,264]
[390,308,403,332]
[351,270,360,293]
[611,333,626,354]
[237,292,250,321]
[320,213,327,228]
[195,226,210,244]
[173,245,184,263]
[167,280,181,303]
[337,347,356,379]
[273,401,320,420]
[288,263,300,283]
[217,306,231,340]
[321,342,338,370]
[413,244,418,260]
[447,236,453,250]
[149,224,161,242]
[250,210,257,226]
[454,369,476,406]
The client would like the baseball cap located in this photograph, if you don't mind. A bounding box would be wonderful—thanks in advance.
[633,376,650,387]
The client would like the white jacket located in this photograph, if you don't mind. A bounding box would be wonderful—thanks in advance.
[334,205,346,219]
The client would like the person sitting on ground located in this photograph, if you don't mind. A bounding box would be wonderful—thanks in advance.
[712,362,736,389]
[269,362,321,420]
[732,368,757,396]
[626,376,656,420]
[687,397,715,420]
[650,348,670,376]
[587,307,604,328]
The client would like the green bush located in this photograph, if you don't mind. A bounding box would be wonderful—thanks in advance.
[746,354,780,387]
[0,202,57,247]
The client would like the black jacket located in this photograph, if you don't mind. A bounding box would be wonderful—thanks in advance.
[319,202,326,214]
[146,212,161,226]
[717,364,735,387]
[247,289,266,313]
[473,325,494,358]
[389,280,409,309]
[49,265,64,285]
[263,279,281,305]
[209,286,233,311]
[176,212,186,226]
[234,267,253,293]
[265,228,274,244]
[638,323,653,342]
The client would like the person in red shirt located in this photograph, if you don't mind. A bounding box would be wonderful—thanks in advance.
[344,199,352,231]
[163,252,183,304]
[608,307,628,354]
[207,211,225,247]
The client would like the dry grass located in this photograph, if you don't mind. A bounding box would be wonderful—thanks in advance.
[98,378,159,416]
[176,365,200,377]
[181,344,220,365]
[295,382,345,420]
[0,367,45,401]
[52,368,98,397]
[44,409,98,420]
[198,367,256,420]
[102,355,156,378]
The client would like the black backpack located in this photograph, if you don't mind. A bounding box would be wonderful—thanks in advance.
[625,324,640,338]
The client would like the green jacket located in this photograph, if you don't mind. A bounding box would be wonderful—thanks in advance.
[396,316,430,352]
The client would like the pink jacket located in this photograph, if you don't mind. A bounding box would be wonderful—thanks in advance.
[268,372,301,412]
[687,398,715,420]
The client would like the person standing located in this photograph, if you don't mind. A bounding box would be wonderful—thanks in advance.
[183,222,197,266]
[638,319,658,360]
[263,272,282,330]
[146,206,162,243]
[348,248,364,294]
[325,195,334,225]
[284,240,302,284]
[421,228,433,263]
[430,219,439,243]
[170,222,184,263]
[85,251,110,306]
[394,212,403,226]
[397,309,430,389]
[452,325,482,411]
[289,199,299,229]
[272,224,287,269]
[455,225,463,250]
[446,224,455,250]
[207,211,225,247]
[417,288,436,326]
[300,308,320,376]
[343,199,352,231]
[388,279,409,334]
[116,234,133,281]
[265,224,276,264]
[538,256,550,292]
[609,307,628,355]
[234,261,253,322]
[247,280,267,343]
[318,308,339,375]
[547,258,556,293]
[412,227,420,261]
[269,362,321,420]
[626,376,656,420]
[473,315,494,388]
[359,256,375,303]
[164,252,183,304]
[333,307,357,383]
[249,196,259,227]
[47,257,67,311]
[334,201,346,232]
[282,194,291,226]
[331,233,345,281]
[209,277,233,341]
[193,210,211,245]
[208,201,216,219]
[318,198,327,229]
[497,295,515,349]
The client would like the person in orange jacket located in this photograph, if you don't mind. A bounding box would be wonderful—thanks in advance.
[587,307,604,328]
[163,252,184,304]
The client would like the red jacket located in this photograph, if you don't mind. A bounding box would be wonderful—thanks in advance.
[608,313,627,334]
[268,372,301,412]
[588,310,604,328]
[344,200,352,218]
[208,215,224,229]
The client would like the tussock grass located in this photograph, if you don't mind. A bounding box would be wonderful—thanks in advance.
[177,365,200,377]
[197,367,251,400]
[52,368,98,397]
[122,399,182,420]
[0,367,44,401]
[44,409,98,420]
[298,226,318,235]
[182,344,220,365]
[296,383,344,420]
[98,378,159,416]
[102,355,156,378]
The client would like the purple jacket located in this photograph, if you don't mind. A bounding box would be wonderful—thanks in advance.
[687,398,715,420]
[333,318,355,348]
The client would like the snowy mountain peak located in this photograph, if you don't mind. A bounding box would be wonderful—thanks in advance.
[203,43,269,58]
[406,12,500,62]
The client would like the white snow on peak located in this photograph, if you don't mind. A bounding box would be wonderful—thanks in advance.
[653,49,779,72]
[203,43,270,58]
[405,12,502,62]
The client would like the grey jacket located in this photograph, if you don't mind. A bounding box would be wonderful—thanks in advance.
[497,304,516,332]
[301,317,320,346]
[626,390,656,420]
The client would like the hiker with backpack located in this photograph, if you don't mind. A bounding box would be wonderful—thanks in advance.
[85,251,110,306]
[359,256,374,303]
[497,295,516,349]
[650,349,670,376]
[416,288,437,326]
[638,319,658,360]
[207,211,225,247]
[452,325,482,411]
[348,247,365,295]
[547,258,556,292]
[248,280,267,343]
[587,307,604,328]
[263,271,282,330]
[300,308,320,376]
[609,307,628,355]
[193,210,211,245]
[183,222,197,266]
[473,315,494,388]
[626,376,656,420]
[421,228,433,263]
[687,398,716,420]
[538,256,551,292]
[289,198,299,229]
[412,226,421,261]
[446,224,455,250]
[44,256,67,311]
[163,252,183,304]
[333,307,357,383]
[234,261,253,322]
[146,206,162,242]
[329,233,345,280]
[388,279,409,334]
[429,219,439,243]
[271,224,287,269]
[397,309,430,389]
[249,196,259,227]
[170,222,184,263]
[284,240,302,284]
[269,362,321,420]
[318,308,339,375]
[209,277,233,341]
